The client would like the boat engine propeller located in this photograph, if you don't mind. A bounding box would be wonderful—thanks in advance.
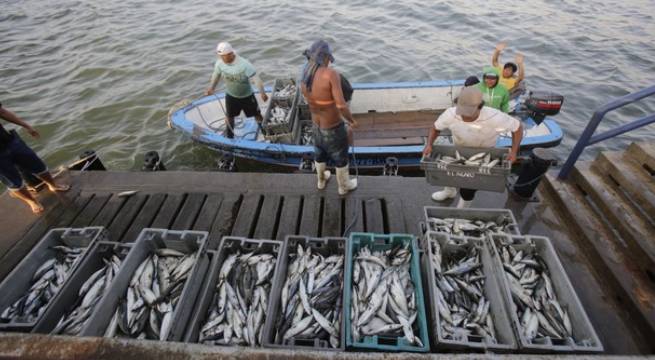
[383,157,399,176]
[217,153,236,172]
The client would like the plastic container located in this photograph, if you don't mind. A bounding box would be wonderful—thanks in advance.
[32,241,132,334]
[344,232,430,352]
[264,79,299,135]
[423,206,521,237]
[294,120,314,145]
[262,235,346,351]
[421,145,511,192]
[421,232,517,352]
[0,227,107,332]
[82,228,209,341]
[271,79,298,101]
[487,234,603,353]
[184,236,285,346]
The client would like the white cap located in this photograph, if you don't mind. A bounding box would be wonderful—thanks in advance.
[216,42,234,55]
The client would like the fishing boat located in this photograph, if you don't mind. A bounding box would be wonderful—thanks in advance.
[168,80,563,170]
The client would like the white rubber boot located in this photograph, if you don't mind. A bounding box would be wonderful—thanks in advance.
[315,162,331,190]
[431,187,457,201]
[336,165,357,195]
[456,197,473,208]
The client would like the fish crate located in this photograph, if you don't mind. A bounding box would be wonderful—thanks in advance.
[423,206,521,238]
[32,241,132,335]
[262,235,347,352]
[0,227,107,332]
[82,228,209,342]
[184,236,285,347]
[294,120,314,146]
[421,145,511,192]
[487,234,603,353]
[344,232,430,353]
[264,80,299,135]
[271,78,299,101]
[421,232,517,352]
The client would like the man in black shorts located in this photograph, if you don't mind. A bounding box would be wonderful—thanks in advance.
[205,42,268,138]
[0,103,69,214]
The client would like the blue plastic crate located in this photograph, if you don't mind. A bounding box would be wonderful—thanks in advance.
[344,232,430,353]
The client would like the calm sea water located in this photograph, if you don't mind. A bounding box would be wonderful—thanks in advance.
[1,0,654,172]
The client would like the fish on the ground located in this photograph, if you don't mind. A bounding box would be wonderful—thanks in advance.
[199,249,278,346]
[350,244,423,347]
[0,245,86,324]
[273,244,344,349]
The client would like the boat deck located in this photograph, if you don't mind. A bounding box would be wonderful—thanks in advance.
[352,110,440,146]
[0,170,652,358]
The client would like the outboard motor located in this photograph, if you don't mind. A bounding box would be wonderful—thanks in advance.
[524,92,564,125]
[69,150,106,171]
[512,148,557,199]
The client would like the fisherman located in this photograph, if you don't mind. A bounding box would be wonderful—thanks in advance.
[301,40,358,195]
[423,87,523,208]
[477,66,511,113]
[205,42,268,139]
[464,75,480,87]
[491,42,525,93]
[0,103,70,214]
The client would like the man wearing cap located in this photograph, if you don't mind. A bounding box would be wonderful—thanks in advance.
[301,39,358,195]
[205,42,268,139]
[422,87,522,208]
[477,66,511,113]
[492,42,525,92]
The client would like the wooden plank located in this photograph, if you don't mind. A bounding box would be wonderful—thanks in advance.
[322,196,342,237]
[192,194,223,232]
[364,198,384,233]
[627,142,655,171]
[384,196,406,233]
[70,194,111,228]
[298,195,321,237]
[275,195,302,241]
[91,195,127,229]
[171,193,206,231]
[108,194,148,242]
[150,193,186,229]
[208,193,241,249]
[253,195,281,240]
[231,194,262,237]
[344,197,364,235]
[121,193,166,243]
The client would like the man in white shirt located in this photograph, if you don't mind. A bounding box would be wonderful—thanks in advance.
[422,87,523,207]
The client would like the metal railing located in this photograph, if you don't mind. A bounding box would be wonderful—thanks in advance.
[558,85,655,179]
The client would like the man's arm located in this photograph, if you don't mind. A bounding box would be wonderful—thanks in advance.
[492,42,506,68]
[0,107,39,138]
[205,72,221,96]
[515,53,525,84]
[423,127,441,158]
[330,70,357,127]
[509,123,523,163]
[249,73,268,102]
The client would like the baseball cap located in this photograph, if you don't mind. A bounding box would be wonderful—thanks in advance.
[216,42,234,55]
[456,87,483,117]
[306,40,335,64]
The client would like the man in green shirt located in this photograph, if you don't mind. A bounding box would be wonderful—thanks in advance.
[476,66,510,113]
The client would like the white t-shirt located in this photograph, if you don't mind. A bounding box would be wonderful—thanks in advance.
[434,107,520,147]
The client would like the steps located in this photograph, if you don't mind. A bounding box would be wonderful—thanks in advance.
[542,141,655,342]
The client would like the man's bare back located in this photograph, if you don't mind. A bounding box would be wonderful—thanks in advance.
[302,67,356,130]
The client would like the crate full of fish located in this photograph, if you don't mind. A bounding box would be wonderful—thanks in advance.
[423,206,520,238]
[488,234,603,353]
[344,233,430,352]
[264,79,299,135]
[422,232,517,351]
[184,236,284,347]
[262,236,346,351]
[32,241,131,335]
[421,145,511,192]
[271,78,299,101]
[81,228,209,342]
[294,120,314,146]
[0,227,107,332]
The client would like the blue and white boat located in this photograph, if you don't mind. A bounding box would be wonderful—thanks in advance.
[168,80,563,170]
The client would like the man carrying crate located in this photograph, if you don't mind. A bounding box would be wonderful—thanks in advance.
[422,87,523,208]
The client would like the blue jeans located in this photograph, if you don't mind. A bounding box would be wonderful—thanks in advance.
[313,122,349,167]
[0,132,47,189]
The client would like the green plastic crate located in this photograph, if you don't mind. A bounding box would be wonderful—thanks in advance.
[344,232,430,352]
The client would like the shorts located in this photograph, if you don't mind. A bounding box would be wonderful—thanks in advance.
[314,122,349,168]
[0,132,48,189]
[225,93,260,118]
[460,188,477,201]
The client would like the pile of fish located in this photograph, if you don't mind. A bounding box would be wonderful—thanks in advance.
[269,105,290,124]
[106,248,198,340]
[52,252,123,335]
[274,244,344,348]
[427,215,515,237]
[199,249,278,346]
[274,83,296,98]
[351,245,423,347]
[300,123,314,145]
[438,151,502,169]
[428,237,497,342]
[495,238,573,343]
[0,245,85,324]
